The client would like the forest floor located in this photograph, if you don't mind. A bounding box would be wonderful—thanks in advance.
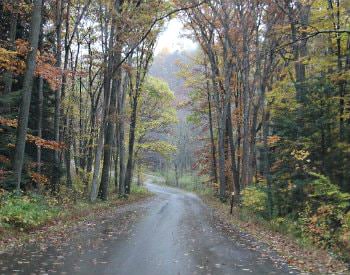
[0,188,153,253]
[201,195,350,274]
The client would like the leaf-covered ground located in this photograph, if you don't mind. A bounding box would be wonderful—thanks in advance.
[202,196,350,274]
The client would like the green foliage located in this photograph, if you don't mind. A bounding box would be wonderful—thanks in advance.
[244,172,350,260]
[130,184,150,196]
[295,173,350,254]
[0,192,60,230]
[138,141,176,159]
[241,186,268,215]
[136,76,178,161]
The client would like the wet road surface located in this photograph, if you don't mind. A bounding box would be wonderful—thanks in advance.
[0,182,299,275]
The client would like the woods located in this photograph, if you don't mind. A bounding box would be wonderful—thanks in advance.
[0,0,350,270]
[0,0,179,201]
[172,0,350,261]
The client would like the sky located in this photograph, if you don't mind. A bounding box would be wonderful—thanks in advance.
[154,18,197,55]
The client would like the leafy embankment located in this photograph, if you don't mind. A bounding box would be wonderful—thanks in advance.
[155,172,350,273]
[203,195,349,274]
[0,185,151,249]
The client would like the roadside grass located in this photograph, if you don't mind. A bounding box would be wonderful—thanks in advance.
[0,178,152,250]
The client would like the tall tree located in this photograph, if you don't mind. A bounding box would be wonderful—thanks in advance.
[12,0,44,192]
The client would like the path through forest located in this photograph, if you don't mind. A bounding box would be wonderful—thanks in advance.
[0,180,299,275]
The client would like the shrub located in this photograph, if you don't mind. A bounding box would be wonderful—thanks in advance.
[130,184,150,195]
[297,173,350,257]
[241,186,267,215]
[0,192,59,230]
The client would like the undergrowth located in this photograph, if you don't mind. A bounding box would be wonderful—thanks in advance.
[0,180,151,232]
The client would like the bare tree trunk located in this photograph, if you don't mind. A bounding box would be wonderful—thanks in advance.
[118,76,127,196]
[52,0,64,194]
[86,99,97,173]
[241,31,251,187]
[37,77,44,175]
[114,127,119,191]
[13,0,43,193]
[99,72,121,200]
[90,127,104,201]
[124,94,138,194]
[206,74,218,184]
[227,103,240,200]
[217,114,227,200]
[262,108,273,218]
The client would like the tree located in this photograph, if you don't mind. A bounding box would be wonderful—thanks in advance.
[12,0,43,192]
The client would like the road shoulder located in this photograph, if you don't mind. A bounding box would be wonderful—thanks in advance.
[202,195,350,274]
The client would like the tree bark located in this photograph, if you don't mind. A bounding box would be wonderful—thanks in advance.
[206,70,218,184]
[52,0,64,194]
[99,73,121,200]
[37,77,44,175]
[118,75,128,196]
[13,0,43,193]
[124,93,138,194]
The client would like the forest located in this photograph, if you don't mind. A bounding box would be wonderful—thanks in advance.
[0,0,350,273]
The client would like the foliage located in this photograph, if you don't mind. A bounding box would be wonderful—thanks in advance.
[130,184,150,196]
[241,186,268,215]
[0,192,60,230]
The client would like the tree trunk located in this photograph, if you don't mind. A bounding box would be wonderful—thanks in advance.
[90,127,104,201]
[124,94,138,194]
[37,77,44,175]
[52,0,64,194]
[99,73,121,200]
[262,108,273,218]
[13,0,43,192]
[118,76,127,196]
[227,103,240,199]
[114,127,119,191]
[206,76,218,184]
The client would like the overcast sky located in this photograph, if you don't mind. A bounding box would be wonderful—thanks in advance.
[154,18,197,55]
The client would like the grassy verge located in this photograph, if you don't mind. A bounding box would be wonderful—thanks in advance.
[0,184,152,251]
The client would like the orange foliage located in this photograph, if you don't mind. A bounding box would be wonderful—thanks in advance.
[15,39,29,57]
[1,38,61,90]
[0,117,18,128]
[267,135,281,145]
[36,52,61,91]
[30,172,49,185]
[0,117,64,151]
[26,134,65,151]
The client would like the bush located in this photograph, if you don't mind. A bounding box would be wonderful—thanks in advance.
[130,184,150,196]
[241,186,268,215]
[296,173,350,258]
[0,192,60,230]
